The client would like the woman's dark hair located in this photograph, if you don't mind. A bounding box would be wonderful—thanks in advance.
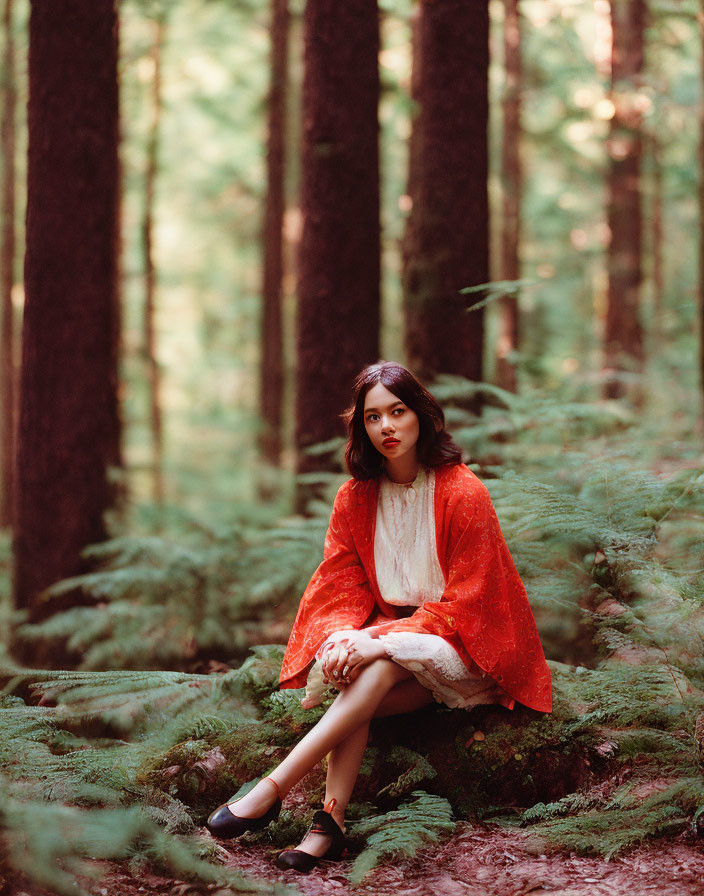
[343,361,463,480]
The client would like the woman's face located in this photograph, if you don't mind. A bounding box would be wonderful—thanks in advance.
[363,382,420,465]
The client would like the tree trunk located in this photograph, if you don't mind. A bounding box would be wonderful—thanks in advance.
[0,0,16,528]
[403,0,489,385]
[401,3,423,366]
[295,0,380,509]
[496,0,522,394]
[142,14,166,506]
[14,0,121,619]
[259,0,288,473]
[603,0,645,399]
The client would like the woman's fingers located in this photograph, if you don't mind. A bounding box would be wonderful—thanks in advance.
[337,652,367,686]
[329,647,351,681]
[346,661,364,683]
[320,633,376,687]
[324,647,366,686]
[322,644,348,682]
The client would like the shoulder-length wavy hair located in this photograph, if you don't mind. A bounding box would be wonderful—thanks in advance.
[343,361,463,480]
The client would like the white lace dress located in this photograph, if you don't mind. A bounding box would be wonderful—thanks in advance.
[323,468,508,710]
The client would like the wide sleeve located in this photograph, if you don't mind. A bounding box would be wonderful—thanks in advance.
[279,483,376,689]
[371,475,552,712]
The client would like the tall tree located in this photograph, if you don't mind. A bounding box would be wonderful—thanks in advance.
[142,12,166,505]
[603,0,645,399]
[14,0,121,619]
[0,0,16,527]
[403,0,489,384]
[496,0,522,394]
[259,0,288,471]
[295,0,380,506]
[401,3,423,364]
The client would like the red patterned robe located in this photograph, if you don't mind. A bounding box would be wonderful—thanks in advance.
[279,463,552,713]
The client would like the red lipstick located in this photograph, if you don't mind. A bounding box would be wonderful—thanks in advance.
[382,438,400,446]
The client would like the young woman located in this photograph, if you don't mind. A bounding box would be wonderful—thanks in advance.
[207,361,552,873]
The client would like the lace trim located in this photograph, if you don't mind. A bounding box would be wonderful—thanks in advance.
[378,632,508,709]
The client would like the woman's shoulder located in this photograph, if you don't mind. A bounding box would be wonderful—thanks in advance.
[334,476,378,509]
[434,462,490,501]
[434,464,495,534]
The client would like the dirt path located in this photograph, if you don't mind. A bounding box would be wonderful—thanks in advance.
[215,822,704,896]
[6,822,704,896]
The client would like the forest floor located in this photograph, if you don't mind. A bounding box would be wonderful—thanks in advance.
[8,823,704,896]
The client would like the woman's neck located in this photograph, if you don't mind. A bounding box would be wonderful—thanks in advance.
[384,455,421,484]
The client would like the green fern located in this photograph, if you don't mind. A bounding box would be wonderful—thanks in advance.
[375,746,437,799]
[524,774,700,859]
[0,781,276,896]
[523,804,688,860]
[347,790,455,883]
[14,514,326,671]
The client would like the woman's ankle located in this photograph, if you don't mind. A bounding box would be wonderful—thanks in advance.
[327,804,346,832]
[263,775,284,801]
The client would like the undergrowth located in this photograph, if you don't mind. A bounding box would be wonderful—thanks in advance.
[1,382,704,885]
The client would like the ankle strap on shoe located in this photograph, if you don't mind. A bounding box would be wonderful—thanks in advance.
[323,797,337,814]
[310,806,345,840]
[263,776,283,801]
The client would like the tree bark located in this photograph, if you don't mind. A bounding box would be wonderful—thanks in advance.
[260,0,288,471]
[403,0,489,385]
[401,4,423,367]
[14,0,121,619]
[295,0,380,508]
[603,0,645,399]
[142,14,166,506]
[496,0,522,394]
[0,0,16,527]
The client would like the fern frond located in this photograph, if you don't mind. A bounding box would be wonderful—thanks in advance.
[0,783,270,896]
[376,746,437,799]
[348,791,455,883]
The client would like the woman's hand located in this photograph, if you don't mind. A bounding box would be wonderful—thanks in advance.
[319,630,387,687]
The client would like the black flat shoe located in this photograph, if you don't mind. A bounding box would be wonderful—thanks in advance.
[207,776,282,839]
[276,799,347,874]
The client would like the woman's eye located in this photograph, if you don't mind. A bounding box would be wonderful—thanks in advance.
[393,408,405,415]
[367,414,379,422]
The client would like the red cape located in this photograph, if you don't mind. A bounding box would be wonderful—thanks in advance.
[279,463,552,713]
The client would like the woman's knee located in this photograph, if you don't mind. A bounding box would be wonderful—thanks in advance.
[356,658,410,690]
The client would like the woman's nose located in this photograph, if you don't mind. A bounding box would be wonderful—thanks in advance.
[381,417,394,433]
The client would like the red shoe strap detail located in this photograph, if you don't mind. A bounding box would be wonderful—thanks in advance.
[263,776,282,801]
[324,797,337,814]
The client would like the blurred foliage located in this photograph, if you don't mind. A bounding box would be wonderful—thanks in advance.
[0,665,292,894]
[14,507,328,670]
[113,0,703,515]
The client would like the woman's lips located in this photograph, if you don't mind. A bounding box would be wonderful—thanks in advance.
[382,438,400,447]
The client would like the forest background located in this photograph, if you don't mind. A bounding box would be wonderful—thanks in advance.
[1,0,704,894]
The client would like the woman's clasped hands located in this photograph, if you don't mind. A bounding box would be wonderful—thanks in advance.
[318,630,386,688]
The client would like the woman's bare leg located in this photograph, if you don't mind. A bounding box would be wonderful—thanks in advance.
[287,676,433,856]
[294,719,370,856]
[225,659,412,819]
[374,676,434,717]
